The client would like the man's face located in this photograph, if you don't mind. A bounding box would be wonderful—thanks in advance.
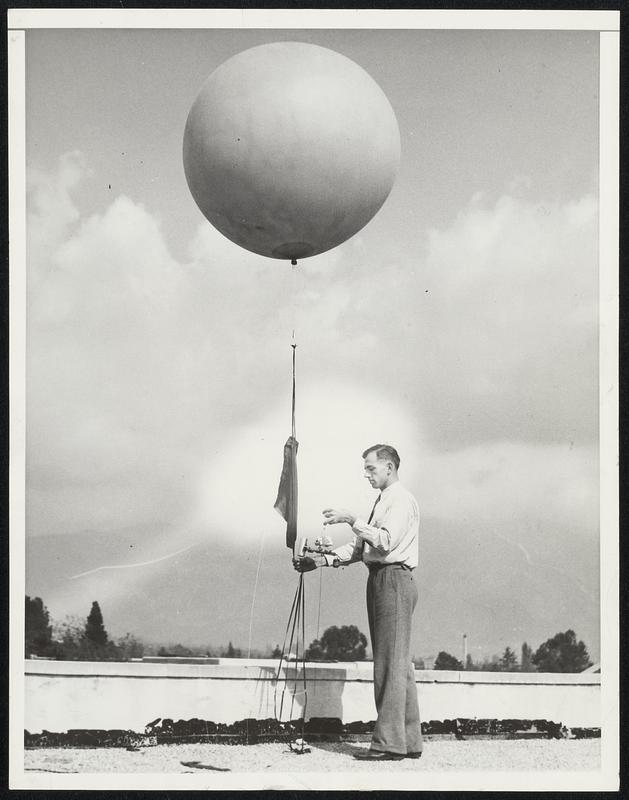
[363,451,392,490]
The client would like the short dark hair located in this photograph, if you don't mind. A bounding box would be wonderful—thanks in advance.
[362,444,400,470]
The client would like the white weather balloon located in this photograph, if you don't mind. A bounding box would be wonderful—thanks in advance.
[183,42,400,263]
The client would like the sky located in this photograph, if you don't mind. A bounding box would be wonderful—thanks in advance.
[23,26,600,662]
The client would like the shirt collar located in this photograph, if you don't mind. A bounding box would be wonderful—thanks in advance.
[380,480,401,499]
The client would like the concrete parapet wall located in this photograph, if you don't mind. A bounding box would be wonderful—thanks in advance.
[24,658,600,734]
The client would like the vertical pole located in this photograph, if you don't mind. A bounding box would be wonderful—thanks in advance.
[291,340,296,558]
[291,340,296,440]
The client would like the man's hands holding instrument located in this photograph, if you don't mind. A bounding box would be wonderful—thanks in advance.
[292,511,357,572]
[322,508,357,526]
[293,555,322,573]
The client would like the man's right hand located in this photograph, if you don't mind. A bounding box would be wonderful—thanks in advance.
[293,556,318,573]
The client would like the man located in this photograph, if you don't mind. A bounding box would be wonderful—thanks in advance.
[293,444,422,761]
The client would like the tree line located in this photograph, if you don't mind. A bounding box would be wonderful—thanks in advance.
[26,596,145,661]
[425,634,593,673]
[25,595,593,672]
[25,596,274,661]
[304,626,593,673]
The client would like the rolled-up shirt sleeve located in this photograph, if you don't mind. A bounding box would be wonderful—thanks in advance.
[353,497,414,555]
[321,484,419,568]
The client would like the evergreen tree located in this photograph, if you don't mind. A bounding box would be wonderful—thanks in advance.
[25,596,53,657]
[465,653,474,671]
[85,601,108,647]
[223,641,242,658]
[498,646,519,671]
[521,641,534,672]
[532,630,592,673]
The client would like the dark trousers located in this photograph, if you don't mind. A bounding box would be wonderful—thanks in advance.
[366,564,423,755]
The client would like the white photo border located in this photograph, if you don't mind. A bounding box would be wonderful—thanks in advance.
[8,8,620,792]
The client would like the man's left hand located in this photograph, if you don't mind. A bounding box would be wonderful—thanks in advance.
[293,556,318,573]
[322,508,357,526]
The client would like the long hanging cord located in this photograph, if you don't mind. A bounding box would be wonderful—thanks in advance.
[247,530,267,660]
[316,518,328,641]
[274,575,307,732]
[290,338,297,554]
[316,560,323,641]
[243,526,268,744]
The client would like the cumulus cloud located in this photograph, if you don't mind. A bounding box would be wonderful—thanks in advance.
[26,153,598,569]
[27,159,199,536]
[27,151,89,285]
[330,191,599,449]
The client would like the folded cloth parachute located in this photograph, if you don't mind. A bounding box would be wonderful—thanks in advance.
[274,435,298,552]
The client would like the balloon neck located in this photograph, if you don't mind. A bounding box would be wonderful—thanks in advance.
[291,259,297,266]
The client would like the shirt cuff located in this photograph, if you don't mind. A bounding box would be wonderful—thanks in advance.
[351,519,391,553]
[351,518,369,535]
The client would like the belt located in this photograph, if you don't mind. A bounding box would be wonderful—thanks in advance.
[366,561,413,572]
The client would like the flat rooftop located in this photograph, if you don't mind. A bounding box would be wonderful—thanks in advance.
[25,738,600,774]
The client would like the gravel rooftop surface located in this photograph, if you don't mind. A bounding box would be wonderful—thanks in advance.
[25,739,600,774]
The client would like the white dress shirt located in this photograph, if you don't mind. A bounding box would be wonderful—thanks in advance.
[326,481,420,569]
